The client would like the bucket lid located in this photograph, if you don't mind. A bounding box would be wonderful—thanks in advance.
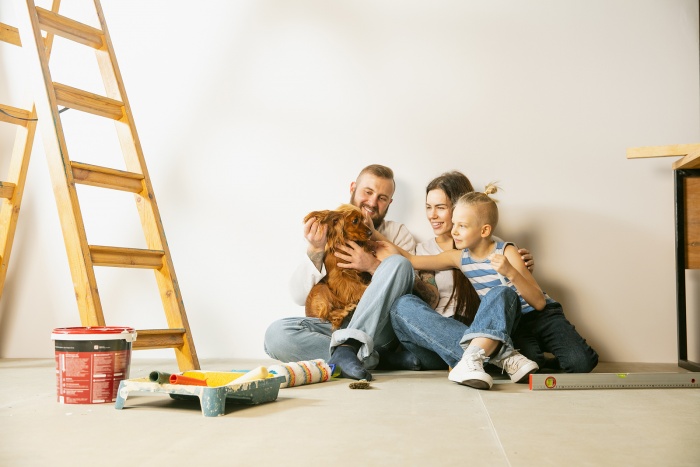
[51,326,137,342]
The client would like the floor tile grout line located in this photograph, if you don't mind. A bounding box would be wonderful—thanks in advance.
[478,391,512,467]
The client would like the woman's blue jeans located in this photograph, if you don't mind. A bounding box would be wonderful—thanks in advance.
[390,286,522,369]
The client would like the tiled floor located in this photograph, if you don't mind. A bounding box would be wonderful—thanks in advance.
[1,358,699,466]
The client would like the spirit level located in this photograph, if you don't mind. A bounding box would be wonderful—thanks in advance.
[529,372,700,390]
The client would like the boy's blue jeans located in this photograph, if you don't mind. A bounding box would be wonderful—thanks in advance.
[512,302,598,373]
[390,286,522,369]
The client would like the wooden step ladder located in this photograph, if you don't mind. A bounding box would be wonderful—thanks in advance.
[13,0,199,370]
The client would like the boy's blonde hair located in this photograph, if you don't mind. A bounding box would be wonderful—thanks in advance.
[457,182,499,230]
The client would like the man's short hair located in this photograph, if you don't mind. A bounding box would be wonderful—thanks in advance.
[359,164,394,180]
[357,164,395,190]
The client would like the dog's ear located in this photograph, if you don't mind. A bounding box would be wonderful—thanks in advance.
[324,210,344,226]
[304,210,330,224]
[326,211,346,243]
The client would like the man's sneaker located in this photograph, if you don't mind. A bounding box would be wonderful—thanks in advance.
[490,350,539,383]
[448,348,493,390]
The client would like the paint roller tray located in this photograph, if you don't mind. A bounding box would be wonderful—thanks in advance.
[114,374,286,417]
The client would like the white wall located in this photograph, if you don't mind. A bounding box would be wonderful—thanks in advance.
[1,0,698,363]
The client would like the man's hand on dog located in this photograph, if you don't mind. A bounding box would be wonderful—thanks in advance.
[305,216,327,272]
[335,241,380,275]
[304,216,327,252]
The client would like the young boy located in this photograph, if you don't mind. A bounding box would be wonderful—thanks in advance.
[377,184,597,389]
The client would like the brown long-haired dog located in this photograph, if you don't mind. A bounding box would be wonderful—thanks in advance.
[305,204,374,329]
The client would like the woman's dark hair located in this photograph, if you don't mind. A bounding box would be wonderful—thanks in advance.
[426,171,480,325]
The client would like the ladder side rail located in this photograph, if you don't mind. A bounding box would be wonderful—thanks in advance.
[15,0,106,326]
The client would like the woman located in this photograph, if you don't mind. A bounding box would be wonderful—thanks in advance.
[418,172,482,323]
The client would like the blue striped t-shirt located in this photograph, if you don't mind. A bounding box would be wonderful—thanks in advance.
[460,241,553,313]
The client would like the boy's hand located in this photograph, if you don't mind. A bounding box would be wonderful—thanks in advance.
[489,253,515,279]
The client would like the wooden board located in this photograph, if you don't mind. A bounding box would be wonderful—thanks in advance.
[627,144,700,170]
[686,178,700,269]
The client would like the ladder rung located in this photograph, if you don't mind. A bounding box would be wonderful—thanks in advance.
[71,162,144,193]
[54,83,124,120]
[89,245,164,269]
[35,7,104,49]
[132,329,185,350]
[0,22,21,47]
[0,104,32,127]
[0,182,16,199]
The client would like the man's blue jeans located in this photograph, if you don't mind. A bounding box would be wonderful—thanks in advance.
[390,286,522,369]
[264,255,414,369]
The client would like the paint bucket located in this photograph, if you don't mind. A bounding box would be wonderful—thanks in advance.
[51,327,137,404]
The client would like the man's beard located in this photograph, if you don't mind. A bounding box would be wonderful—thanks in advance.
[350,192,387,228]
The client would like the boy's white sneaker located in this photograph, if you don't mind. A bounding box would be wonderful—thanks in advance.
[490,350,539,383]
[448,348,493,390]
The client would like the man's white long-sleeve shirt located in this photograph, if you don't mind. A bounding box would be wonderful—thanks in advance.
[289,219,416,306]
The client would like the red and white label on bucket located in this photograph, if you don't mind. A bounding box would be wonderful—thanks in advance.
[55,349,130,404]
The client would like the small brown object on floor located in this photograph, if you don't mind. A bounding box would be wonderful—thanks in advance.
[349,379,371,389]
